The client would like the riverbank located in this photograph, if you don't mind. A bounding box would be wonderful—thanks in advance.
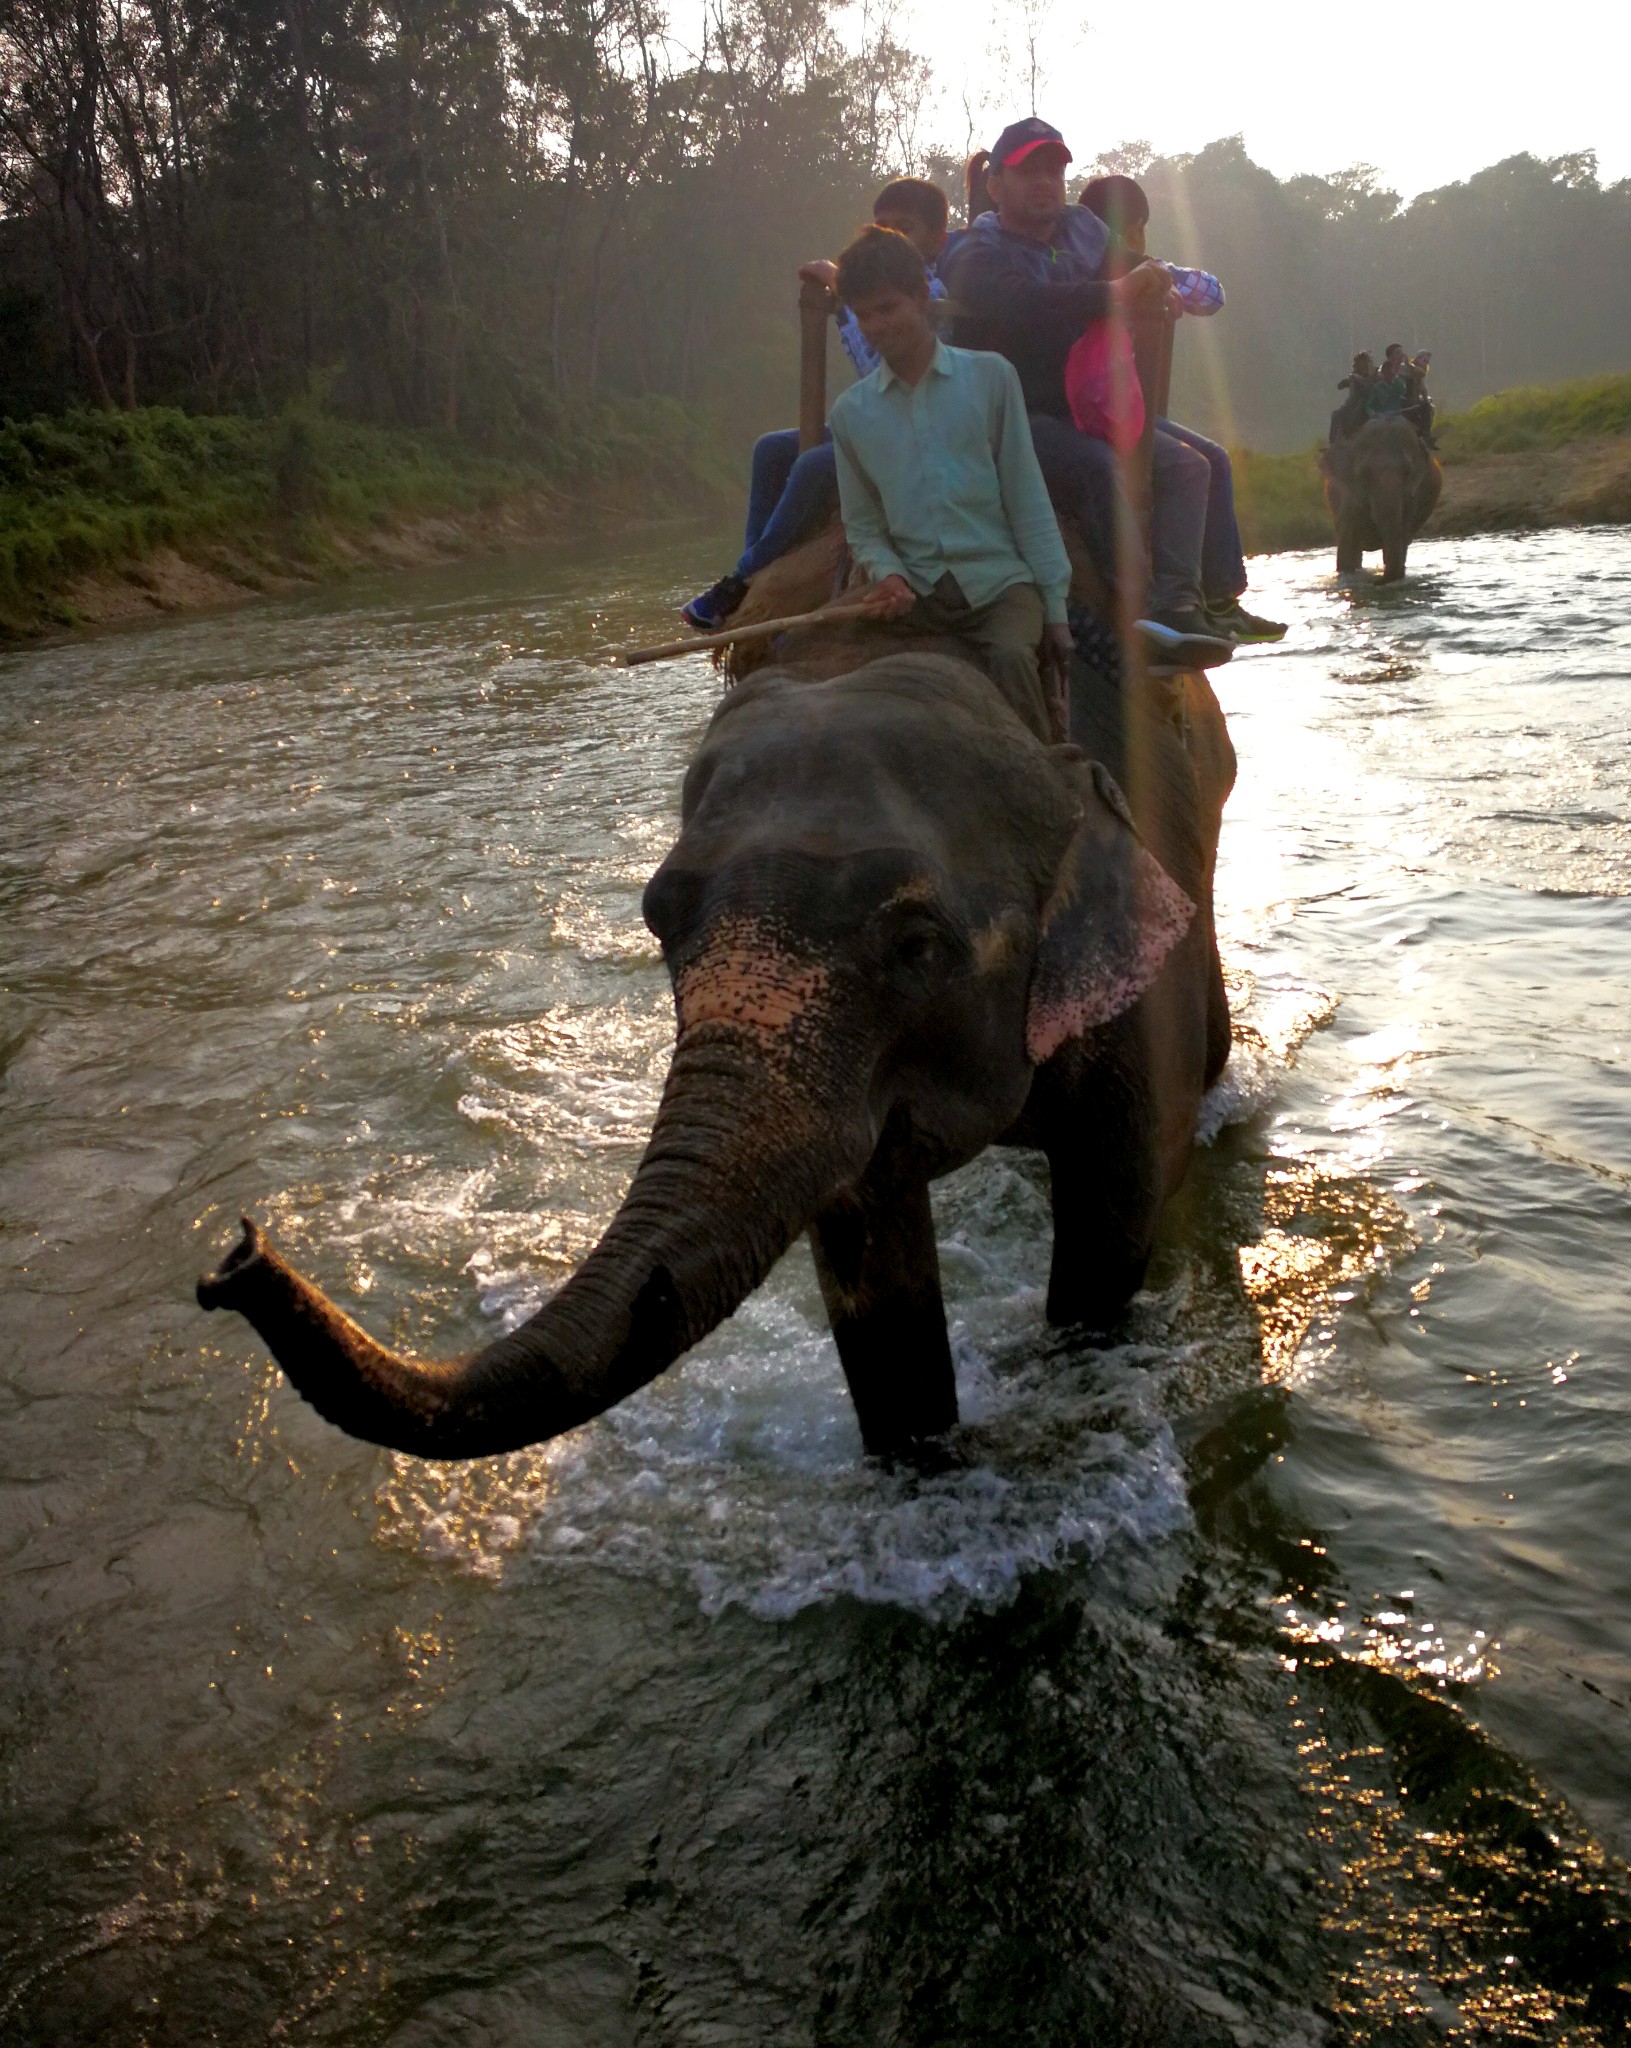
[1232,370,1631,555]
[0,402,733,640]
[8,374,1631,639]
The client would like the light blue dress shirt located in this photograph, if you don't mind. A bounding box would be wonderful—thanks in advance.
[829,341,1072,625]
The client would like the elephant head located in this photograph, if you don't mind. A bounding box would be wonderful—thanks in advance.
[1323,416,1443,580]
[198,653,1196,1461]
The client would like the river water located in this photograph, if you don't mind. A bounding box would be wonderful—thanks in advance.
[2,525,1629,2043]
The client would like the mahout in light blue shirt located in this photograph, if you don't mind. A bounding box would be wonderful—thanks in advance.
[829,340,1072,624]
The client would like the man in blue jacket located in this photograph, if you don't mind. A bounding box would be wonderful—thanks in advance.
[943,118,1222,649]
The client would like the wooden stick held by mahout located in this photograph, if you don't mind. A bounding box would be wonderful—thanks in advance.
[608,601,877,668]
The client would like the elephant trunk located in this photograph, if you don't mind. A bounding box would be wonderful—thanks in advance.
[198,1026,872,1459]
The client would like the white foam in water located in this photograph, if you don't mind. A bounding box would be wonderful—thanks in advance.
[1196,969,1339,1143]
[385,1152,1194,1621]
[1195,1043,1282,1144]
[385,954,1335,1620]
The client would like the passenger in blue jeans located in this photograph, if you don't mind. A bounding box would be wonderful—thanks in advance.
[680,179,950,632]
[1078,173,1285,643]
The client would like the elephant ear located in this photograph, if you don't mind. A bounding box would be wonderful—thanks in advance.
[1026,762,1196,1062]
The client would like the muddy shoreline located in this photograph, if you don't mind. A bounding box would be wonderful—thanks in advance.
[1427,433,1631,537]
[6,480,720,643]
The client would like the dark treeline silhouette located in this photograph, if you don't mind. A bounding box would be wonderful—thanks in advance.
[0,0,928,443]
[2,0,1628,456]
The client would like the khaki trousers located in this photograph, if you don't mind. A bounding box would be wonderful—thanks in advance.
[898,579,1050,741]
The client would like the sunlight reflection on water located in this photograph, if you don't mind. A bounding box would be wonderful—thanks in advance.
[4,524,1631,2040]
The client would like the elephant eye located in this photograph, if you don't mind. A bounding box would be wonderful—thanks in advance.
[881,907,964,992]
[642,866,706,945]
[893,929,940,971]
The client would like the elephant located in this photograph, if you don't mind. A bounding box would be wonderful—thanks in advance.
[197,647,1236,1465]
[1321,414,1443,580]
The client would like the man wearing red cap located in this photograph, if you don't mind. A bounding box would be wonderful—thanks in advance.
[943,119,1221,650]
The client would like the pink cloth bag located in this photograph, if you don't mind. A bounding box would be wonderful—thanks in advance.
[1064,319,1145,451]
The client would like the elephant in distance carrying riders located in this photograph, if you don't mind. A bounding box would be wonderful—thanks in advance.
[199,649,1235,1464]
[1322,414,1444,581]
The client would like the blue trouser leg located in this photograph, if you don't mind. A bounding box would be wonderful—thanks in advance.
[1148,427,1210,617]
[1021,414,1211,618]
[1024,413,1143,600]
[1158,418,1246,603]
[734,431,837,579]
[741,429,801,552]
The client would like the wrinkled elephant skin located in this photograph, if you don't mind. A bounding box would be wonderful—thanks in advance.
[1322,416,1443,581]
[199,652,1235,1463]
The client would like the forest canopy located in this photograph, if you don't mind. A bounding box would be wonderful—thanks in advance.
[2,0,1629,453]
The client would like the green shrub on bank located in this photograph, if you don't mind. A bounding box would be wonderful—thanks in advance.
[8,369,1628,628]
[1230,445,1330,555]
[1436,371,1631,457]
[0,399,725,632]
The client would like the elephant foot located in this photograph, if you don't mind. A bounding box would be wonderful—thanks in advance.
[879,1432,969,1479]
[1045,1205,1154,1331]
[1044,1261,1145,1335]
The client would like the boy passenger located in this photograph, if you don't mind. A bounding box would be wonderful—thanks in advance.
[828,225,1073,742]
[1078,174,1285,642]
[680,180,951,632]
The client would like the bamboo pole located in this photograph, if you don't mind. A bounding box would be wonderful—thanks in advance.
[608,600,877,668]
[798,277,832,453]
[1128,303,1175,503]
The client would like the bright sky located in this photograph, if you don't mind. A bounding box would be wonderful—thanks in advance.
[877,0,1631,201]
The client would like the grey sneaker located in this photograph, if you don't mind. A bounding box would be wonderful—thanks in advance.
[1206,597,1287,643]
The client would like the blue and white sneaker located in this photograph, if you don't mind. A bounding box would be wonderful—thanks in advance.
[1134,612,1235,671]
[681,573,749,632]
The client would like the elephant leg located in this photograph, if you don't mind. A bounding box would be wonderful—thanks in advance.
[1204,920,1232,1090]
[1041,1050,1163,1331]
[1334,508,1364,574]
[1046,1146,1162,1329]
[809,1134,957,1460]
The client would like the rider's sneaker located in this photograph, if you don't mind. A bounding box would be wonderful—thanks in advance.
[681,572,749,632]
[1205,596,1288,643]
[1136,611,1235,671]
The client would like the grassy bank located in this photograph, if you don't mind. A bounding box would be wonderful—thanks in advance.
[9,370,1631,635]
[0,399,731,637]
[1231,371,1631,555]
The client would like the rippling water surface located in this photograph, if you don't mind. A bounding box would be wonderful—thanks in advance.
[3,527,1630,2042]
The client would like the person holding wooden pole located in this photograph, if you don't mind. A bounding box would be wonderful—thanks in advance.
[825,225,1074,745]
